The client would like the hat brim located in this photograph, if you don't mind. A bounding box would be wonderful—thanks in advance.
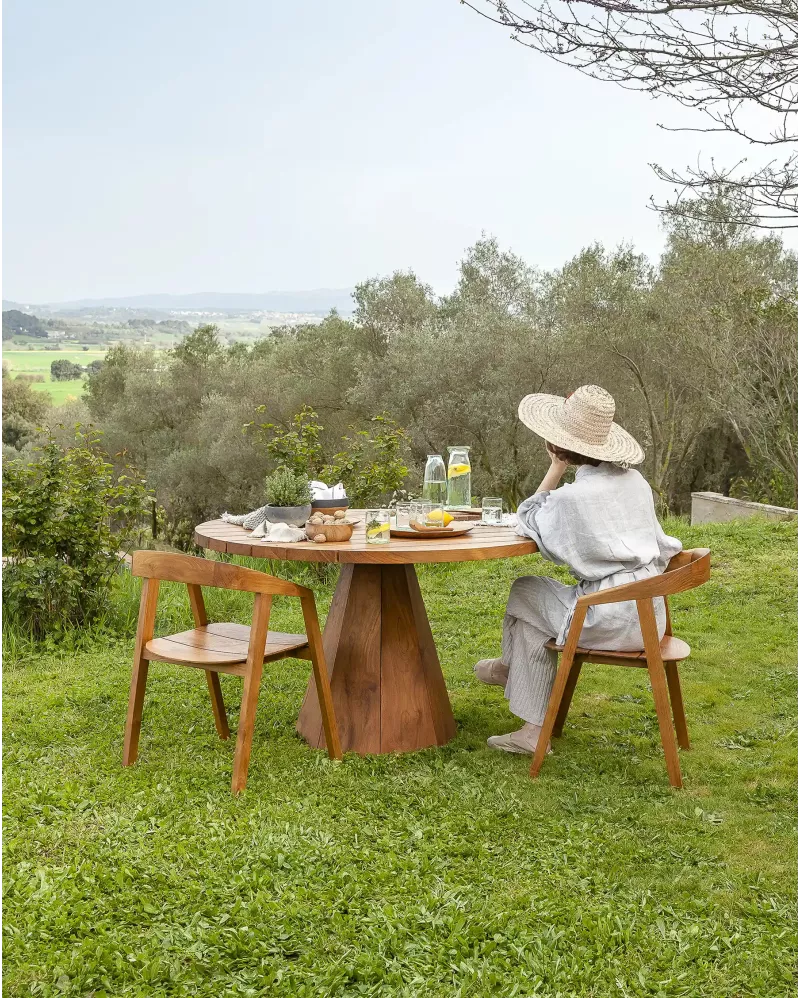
[518,393,645,465]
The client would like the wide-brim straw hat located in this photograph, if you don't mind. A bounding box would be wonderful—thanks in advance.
[518,384,645,465]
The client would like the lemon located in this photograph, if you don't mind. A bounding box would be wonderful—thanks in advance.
[447,463,470,478]
[367,523,390,539]
[427,509,453,525]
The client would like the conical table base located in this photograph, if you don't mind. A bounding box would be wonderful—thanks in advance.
[296,563,458,754]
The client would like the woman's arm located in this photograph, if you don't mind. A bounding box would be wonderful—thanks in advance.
[536,444,569,494]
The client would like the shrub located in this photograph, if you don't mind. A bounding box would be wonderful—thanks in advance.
[325,415,409,506]
[50,359,84,381]
[264,467,313,507]
[251,406,409,505]
[3,430,152,638]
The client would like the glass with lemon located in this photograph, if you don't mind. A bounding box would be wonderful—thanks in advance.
[446,446,472,510]
[425,505,454,527]
[365,508,391,544]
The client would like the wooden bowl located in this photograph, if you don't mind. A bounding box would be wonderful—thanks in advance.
[305,520,355,543]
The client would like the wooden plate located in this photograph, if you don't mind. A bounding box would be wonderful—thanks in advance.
[390,523,475,539]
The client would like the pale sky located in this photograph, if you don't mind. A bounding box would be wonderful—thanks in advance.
[2,0,781,302]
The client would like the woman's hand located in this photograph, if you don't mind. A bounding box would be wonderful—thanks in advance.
[545,441,569,475]
[546,442,569,475]
[536,443,569,494]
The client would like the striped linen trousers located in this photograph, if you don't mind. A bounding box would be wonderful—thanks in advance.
[501,572,667,726]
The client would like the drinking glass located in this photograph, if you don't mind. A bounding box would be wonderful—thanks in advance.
[409,501,424,525]
[394,502,412,528]
[365,508,391,544]
[482,497,503,526]
[425,502,445,526]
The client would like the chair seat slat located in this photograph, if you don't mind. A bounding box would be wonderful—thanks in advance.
[545,634,690,664]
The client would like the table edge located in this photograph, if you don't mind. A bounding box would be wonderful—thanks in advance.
[193,519,538,564]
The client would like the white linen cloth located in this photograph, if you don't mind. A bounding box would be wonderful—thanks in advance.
[252,520,306,543]
[310,481,346,499]
[221,508,306,542]
[502,462,682,725]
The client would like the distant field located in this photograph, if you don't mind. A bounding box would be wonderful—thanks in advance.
[3,346,106,406]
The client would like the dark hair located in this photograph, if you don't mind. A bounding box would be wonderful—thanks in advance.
[547,443,601,467]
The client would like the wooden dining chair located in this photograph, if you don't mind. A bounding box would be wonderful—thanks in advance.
[531,548,711,788]
[123,551,342,793]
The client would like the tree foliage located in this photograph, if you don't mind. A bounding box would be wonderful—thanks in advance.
[50,359,85,381]
[2,309,48,339]
[81,230,796,537]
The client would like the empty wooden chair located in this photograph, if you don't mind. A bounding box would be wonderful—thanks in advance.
[531,548,711,788]
[123,551,342,793]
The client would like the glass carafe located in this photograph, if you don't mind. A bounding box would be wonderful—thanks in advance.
[422,454,447,505]
[446,446,471,509]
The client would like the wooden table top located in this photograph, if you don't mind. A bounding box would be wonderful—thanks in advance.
[195,513,538,565]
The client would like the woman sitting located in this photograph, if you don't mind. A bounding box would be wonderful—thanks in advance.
[476,384,682,755]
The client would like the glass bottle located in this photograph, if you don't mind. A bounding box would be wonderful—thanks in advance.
[422,454,447,505]
[446,446,471,509]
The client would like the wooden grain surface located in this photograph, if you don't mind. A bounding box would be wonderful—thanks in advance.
[295,563,458,754]
[195,512,537,564]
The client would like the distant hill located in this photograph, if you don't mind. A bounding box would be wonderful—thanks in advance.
[4,289,355,315]
[2,309,48,339]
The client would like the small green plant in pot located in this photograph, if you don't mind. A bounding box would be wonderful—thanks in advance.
[263,467,313,526]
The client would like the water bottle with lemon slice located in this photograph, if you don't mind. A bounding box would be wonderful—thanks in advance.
[446,446,472,510]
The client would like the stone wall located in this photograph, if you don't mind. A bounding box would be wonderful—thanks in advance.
[690,491,798,525]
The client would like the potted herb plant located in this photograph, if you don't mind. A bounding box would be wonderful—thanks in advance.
[263,467,314,527]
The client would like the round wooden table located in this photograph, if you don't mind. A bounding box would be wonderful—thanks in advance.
[194,514,537,755]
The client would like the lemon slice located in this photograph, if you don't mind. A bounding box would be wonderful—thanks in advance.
[367,523,390,539]
[447,463,470,478]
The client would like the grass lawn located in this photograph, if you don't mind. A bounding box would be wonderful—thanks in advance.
[3,517,796,997]
[2,346,107,406]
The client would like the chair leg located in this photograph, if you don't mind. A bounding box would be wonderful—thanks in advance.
[664,662,690,750]
[206,672,230,740]
[552,656,583,738]
[231,593,271,794]
[531,651,577,777]
[123,655,149,766]
[301,595,342,760]
[231,660,263,793]
[638,599,683,789]
[123,577,159,767]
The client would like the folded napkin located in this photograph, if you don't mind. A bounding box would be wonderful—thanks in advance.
[310,480,347,500]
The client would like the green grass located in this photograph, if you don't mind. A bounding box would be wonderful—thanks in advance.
[2,346,106,406]
[3,517,796,997]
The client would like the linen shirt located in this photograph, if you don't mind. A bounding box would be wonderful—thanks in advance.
[515,463,682,583]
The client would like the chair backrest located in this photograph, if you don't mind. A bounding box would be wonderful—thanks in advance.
[132,551,309,598]
[578,548,711,608]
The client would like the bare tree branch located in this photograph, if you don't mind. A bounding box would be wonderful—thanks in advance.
[462,0,798,225]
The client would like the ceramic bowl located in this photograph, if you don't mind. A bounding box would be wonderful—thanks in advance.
[264,504,312,527]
